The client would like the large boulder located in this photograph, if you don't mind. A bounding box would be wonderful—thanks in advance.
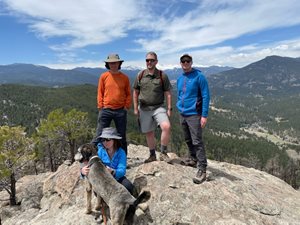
[1,144,300,225]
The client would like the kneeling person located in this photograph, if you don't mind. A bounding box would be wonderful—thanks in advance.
[81,127,134,194]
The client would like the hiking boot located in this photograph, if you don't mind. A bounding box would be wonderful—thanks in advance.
[193,169,206,184]
[159,152,169,161]
[144,155,157,163]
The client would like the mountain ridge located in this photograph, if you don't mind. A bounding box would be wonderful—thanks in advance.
[1,55,300,95]
[0,62,233,86]
[0,63,96,87]
[209,55,300,96]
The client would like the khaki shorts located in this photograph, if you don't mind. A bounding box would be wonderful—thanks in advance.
[139,107,170,133]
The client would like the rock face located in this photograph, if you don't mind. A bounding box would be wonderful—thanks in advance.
[1,144,300,225]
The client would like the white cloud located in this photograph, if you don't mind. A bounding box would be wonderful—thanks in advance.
[157,38,300,68]
[2,0,300,68]
[43,38,300,69]
[137,0,300,54]
[3,0,140,50]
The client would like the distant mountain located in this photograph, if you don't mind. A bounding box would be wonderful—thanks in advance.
[210,55,300,96]
[73,67,141,80]
[199,65,235,76]
[0,63,233,87]
[164,66,234,80]
[72,67,105,77]
[74,65,233,81]
[2,56,300,91]
[0,63,96,87]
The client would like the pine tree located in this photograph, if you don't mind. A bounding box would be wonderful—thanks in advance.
[0,126,35,206]
[35,108,93,171]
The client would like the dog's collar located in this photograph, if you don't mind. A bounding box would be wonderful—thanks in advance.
[87,156,100,168]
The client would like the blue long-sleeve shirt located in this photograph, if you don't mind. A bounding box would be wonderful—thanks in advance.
[97,145,127,181]
[176,68,210,117]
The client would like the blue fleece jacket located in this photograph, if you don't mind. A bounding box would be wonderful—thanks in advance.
[176,68,210,117]
[97,144,127,181]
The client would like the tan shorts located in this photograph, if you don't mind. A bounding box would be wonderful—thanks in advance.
[139,107,170,133]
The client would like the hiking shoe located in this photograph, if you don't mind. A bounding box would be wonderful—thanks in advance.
[193,169,206,184]
[159,152,169,161]
[144,155,157,163]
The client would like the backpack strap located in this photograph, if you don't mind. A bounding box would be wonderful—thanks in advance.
[138,69,146,82]
[138,69,164,90]
[159,70,164,88]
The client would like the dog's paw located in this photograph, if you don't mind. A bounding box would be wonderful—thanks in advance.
[138,202,149,211]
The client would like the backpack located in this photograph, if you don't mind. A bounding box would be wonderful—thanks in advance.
[138,69,164,88]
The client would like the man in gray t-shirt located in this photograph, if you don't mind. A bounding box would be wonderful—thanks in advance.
[133,51,172,163]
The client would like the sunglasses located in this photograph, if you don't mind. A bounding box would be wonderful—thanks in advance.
[146,59,156,63]
[101,138,112,142]
[181,60,191,63]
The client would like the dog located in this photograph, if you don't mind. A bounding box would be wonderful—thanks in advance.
[75,143,151,225]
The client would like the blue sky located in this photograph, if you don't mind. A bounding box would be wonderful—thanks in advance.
[1,0,300,69]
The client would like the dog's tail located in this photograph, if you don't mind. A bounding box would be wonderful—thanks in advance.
[125,191,151,224]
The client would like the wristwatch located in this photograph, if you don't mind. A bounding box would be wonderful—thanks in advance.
[168,107,173,111]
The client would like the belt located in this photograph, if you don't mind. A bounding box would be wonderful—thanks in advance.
[103,107,124,110]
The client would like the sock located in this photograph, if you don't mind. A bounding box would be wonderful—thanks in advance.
[160,145,167,153]
[150,149,156,156]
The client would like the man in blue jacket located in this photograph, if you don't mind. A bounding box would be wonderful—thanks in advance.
[176,54,210,184]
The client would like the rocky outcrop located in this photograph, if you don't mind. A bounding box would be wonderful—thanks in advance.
[1,144,300,225]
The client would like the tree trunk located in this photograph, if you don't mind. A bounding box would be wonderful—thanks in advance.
[48,143,55,172]
[70,139,76,163]
[10,172,17,206]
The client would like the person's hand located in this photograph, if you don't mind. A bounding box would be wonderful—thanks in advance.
[81,165,90,176]
[201,117,207,128]
[133,108,139,116]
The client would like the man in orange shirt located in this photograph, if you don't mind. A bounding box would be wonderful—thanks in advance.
[95,53,131,154]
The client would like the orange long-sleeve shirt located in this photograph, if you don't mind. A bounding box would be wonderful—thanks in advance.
[97,71,131,109]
